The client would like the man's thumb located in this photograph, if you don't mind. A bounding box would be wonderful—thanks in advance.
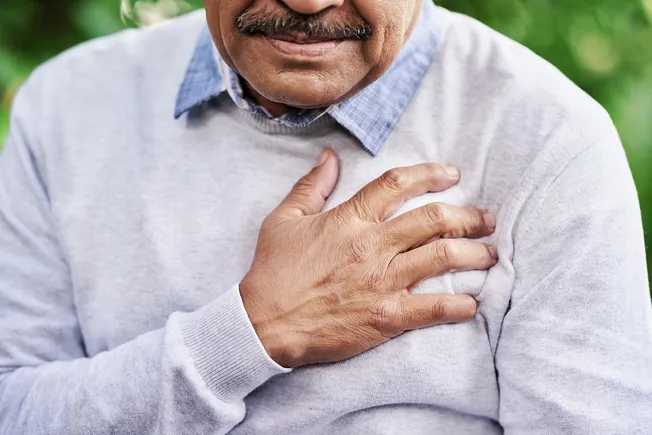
[273,148,339,218]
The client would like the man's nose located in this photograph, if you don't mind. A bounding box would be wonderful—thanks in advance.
[279,0,344,15]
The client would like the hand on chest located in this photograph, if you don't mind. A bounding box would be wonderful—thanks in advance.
[324,176,492,299]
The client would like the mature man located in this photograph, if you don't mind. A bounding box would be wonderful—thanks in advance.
[0,0,651,433]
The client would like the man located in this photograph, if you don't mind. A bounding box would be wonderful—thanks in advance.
[0,0,650,433]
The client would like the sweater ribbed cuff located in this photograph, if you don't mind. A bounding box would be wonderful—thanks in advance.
[180,284,290,401]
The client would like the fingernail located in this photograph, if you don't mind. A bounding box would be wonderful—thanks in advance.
[489,246,498,259]
[316,149,329,167]
[443,165,460,179]
[483,213,496,230]
[457,297,478,312]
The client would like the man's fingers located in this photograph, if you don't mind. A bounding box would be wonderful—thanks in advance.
[401,293,478,330]
[271,149,339,219]
[384,202,496,251]
[341,163,460,222]
[388,239,498,290]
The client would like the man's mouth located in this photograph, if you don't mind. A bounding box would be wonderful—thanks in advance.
[261,32,344,57]
[267,32,332,43]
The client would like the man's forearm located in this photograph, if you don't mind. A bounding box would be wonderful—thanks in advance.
[0,284,286,435]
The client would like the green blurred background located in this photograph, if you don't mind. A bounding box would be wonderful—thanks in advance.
[1,0,651,285]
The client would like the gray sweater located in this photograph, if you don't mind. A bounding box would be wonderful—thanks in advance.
[0,7,651,435]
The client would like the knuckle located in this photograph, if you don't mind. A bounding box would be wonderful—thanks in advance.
[345,196,369,221]
[341,187,375,221]
[485,244,495,259]
[447,210,477,239]
[320,290,343,309]
[347,237,371,264]
[379,168,408,192]
[294,175,316,193]
[430,298,448,321]
[327,208,350,229]
[433,240,457,267]
[473,208,486,227]
[290,187,315,207]
[423,203,445,228]
[464,208,484,232]
[368,297,404,338]
[363,267,387,291]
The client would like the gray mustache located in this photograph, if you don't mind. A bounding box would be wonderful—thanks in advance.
[236,10,372,41]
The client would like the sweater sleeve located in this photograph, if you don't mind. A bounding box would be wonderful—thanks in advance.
[0,78,289,435]
[496,128,652,434]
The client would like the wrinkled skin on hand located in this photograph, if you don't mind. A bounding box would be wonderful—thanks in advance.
[241,149,498,367]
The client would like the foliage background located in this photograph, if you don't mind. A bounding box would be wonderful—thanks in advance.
[1,0,651,286]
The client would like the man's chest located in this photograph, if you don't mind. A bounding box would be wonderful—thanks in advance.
[57,137,494,330]
[51,125,513,428]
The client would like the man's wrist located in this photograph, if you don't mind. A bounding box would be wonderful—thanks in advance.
[251,320,300,368]
[180,284,291,399]
[239,278,301,368]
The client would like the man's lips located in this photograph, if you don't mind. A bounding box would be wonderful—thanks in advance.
[262,33,343,57]
[266,32,332,44]
[264,38,342,57]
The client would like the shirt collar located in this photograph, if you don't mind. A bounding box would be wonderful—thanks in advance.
[175,0,441,156]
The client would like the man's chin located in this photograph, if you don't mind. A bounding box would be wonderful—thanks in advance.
[270,94,340,111]
[252,76,356,111]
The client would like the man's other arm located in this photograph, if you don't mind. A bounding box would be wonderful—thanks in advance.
[0,78,294,435]
[496,124,652,434]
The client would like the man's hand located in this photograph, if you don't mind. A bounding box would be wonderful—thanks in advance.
[240,149,497,368]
